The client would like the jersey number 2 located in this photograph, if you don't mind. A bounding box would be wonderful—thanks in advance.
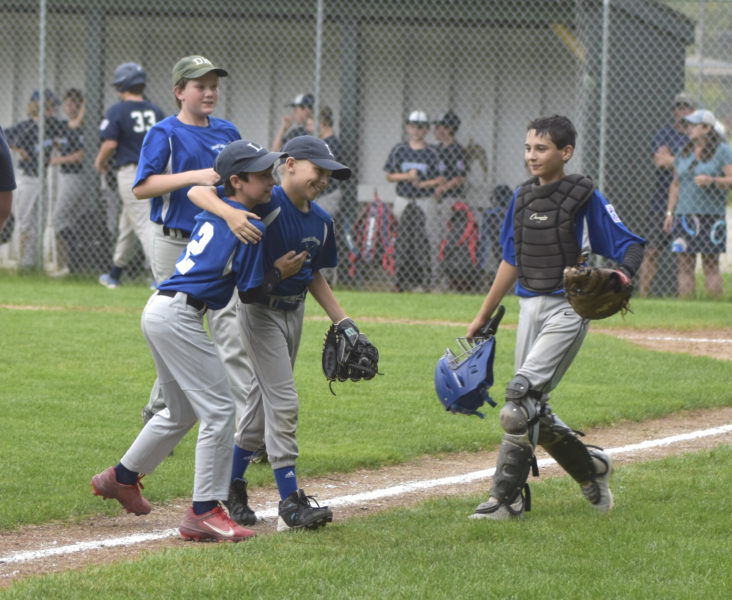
[176,222,214,275]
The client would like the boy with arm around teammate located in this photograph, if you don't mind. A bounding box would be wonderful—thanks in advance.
[91,140,303,542]
[466,115,644,520]
[189,135,358,531]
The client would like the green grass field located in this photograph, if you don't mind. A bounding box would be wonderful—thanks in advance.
[1,273,731,598]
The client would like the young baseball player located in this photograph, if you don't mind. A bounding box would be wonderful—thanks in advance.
[189,135,356,531]
[5,89,66,270]
[95,63,165,288]
[91,139,305,542]
[132,55,261,427]
[466,115,644,520]
[271,93,314,151]
[384,110,445,291]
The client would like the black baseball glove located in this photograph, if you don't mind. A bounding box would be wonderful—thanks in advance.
[322,318,380,393]
[563,265,633,320]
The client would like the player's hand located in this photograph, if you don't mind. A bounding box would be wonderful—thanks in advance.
[466,317,487,341]
[225,210,263,244]
[194,168,222,187]
[693,174,714,188]
[273,250,308,279]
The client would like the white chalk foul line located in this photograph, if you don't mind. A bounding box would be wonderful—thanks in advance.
[619,335,732,345]
[2,423,731,567]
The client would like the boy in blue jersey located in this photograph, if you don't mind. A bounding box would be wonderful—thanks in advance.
[189,135,364,532]
[132,55,262,428]
[95,63,165,288]
[91,139,304,542]
[384,110,445,291]
[465,115,644,521]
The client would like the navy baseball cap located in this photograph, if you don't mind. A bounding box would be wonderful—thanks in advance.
[112,62,146,91]
[287,93,314,108]
[282,135,351,180]
[215,140,286,184]
[172,55,228,85]
[30,89,59,105]
[434,110,461,132]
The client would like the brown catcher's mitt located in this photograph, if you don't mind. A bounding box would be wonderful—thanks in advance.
[562,265,633,320]
[322,318,380,394]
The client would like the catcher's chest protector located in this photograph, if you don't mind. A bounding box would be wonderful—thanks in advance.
[514,175,594,292]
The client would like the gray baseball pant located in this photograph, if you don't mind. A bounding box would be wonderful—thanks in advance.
[514,295,589,398]
[121,291,234,501]
[145,228,254,421]
[235,302,304,470]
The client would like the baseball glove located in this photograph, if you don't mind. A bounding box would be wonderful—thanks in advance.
[563,265,633,320]
[322,318,380,393]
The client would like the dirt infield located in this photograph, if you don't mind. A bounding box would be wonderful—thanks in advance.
[1,327,731,587]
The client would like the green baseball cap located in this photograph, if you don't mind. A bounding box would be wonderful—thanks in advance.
[171,55,228,85]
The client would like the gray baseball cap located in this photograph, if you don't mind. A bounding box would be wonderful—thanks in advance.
[282,135,351,180]
[214,140,286,185]
[172,55,228,85]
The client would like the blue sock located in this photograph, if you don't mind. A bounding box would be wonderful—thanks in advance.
[273,466,298,500]
[109,265,123,280]
[114,463,139,485]
[231,445,255,481]
[192,501,218,515]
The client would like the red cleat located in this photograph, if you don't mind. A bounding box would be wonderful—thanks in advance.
[91,467,151,515]
[179,505,256,542]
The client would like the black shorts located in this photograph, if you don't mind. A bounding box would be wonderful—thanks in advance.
[670,214,727,255]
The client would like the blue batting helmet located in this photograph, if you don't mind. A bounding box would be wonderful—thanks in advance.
[112,62,146,92]
[434,305,505,418]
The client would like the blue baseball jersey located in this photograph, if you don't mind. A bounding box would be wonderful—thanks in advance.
[384,142,442,198]
[5,117,66,177]
[501,184,645,298]
[157,198,266,310]
[232,185,337,297]
[58,122,84,174]
[0,126,16,191]
[135,115,240,231]
[436,141,467,198]
[99,100,165,168]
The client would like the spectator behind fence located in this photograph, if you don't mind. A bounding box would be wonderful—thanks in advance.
[310,106,344,218]
[95,63,165,288]
[48,88,85,277]
[271,93,314,152]
[639,93,694,296]
[384,110,445,291]
[5,89,66,271]
[663,109,732,298]
[0,125,16,234]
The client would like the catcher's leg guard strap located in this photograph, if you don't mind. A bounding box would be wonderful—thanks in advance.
[491,434,534,506]
[537,408,595,484]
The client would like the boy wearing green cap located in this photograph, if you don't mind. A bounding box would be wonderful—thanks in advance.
[132,55,261,427]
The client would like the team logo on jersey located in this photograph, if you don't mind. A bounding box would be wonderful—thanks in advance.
[211,143,227,154]
[605,204,621,223]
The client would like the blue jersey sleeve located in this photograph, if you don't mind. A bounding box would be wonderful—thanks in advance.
[582,191,645,262]
[134,125,170,188]
[234,220,266,292]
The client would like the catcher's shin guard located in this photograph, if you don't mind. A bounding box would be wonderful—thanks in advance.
[537,410,596,484]
[491,434,534,508]
[489,375,541,508]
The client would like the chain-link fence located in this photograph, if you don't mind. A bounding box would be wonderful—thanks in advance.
[0,0,730,296]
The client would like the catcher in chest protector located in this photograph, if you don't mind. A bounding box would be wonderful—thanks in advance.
[464,115,645,521]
